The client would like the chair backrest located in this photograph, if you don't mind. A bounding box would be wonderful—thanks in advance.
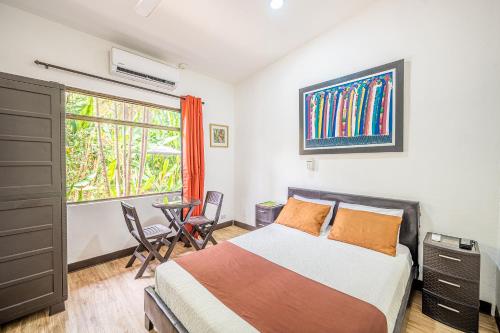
[202,191,224,223]
[121,201,147,242]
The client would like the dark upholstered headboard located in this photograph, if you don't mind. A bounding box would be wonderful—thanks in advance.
[288,187,420,269]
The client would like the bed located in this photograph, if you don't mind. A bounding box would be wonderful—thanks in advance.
[144,187,420,333]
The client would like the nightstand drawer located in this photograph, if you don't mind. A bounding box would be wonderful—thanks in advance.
[422,290,478,333]
[423,246,479,281]
[423,268,479,306]
[256,207,273,222]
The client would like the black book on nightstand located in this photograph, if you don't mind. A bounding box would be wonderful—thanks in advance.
[422,232,480,333]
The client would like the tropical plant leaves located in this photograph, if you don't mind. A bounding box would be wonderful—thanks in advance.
[65,92,181,202]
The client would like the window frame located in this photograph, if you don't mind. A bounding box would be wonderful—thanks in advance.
[65,87,183,205]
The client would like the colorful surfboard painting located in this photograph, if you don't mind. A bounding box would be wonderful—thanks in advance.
[299,60,404,154]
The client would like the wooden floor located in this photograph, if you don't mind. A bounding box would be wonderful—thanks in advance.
[2,226,498,333]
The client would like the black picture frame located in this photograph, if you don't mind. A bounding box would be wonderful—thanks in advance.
[299,59,404,155]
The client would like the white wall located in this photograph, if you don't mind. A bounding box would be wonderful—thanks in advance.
[234,0,500,304]
[0,3,235,264]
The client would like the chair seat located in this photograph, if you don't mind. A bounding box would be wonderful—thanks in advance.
[132,223,172,240]
[186,215,213,226]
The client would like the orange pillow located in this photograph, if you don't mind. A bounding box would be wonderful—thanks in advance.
[328,208,402,256]
[275,197,331,236]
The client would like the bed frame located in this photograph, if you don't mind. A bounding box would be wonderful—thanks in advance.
[144,187,420,333]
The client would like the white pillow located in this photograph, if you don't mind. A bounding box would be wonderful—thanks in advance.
[337,202,404,242]
[321,225,332,238]
[293,195,336,236]
[338,202,404,217]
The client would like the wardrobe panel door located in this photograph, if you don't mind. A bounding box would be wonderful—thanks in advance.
[0,77,62,198]
[0,72,65,324]
[0,197,62,322]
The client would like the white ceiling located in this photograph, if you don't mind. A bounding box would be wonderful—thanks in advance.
[1,0,377,83]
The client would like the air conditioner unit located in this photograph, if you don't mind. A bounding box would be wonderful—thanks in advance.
[110,48,179,91]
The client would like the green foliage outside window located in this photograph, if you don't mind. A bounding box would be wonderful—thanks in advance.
[65,91,182,203]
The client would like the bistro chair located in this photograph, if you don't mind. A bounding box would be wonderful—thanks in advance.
[184,191,224,250]
[121,201,173,279]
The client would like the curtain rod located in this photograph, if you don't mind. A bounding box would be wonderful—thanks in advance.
[34,60,204,105]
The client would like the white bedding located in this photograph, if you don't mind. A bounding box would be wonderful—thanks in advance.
[155,224,412,333]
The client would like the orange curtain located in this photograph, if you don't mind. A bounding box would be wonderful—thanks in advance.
[181,96,205,217]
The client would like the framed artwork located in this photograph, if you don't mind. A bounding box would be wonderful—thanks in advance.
[209,124,229,148]
[299,59,404,155]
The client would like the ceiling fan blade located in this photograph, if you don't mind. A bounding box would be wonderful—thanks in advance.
[134,0,163,17]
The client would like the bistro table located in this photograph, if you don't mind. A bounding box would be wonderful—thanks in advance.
[152,194,201,259]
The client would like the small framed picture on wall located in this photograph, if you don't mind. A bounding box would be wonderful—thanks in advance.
[209,124,229,148]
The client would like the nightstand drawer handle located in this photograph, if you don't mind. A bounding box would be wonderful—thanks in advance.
[437,303,460,313]
[438,254,461,262]
[438,279,460,288]
[258,209,267,213]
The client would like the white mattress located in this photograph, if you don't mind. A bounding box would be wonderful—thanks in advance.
[155,224,413,333]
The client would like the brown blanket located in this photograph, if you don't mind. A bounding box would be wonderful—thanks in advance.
[175,242,387,333]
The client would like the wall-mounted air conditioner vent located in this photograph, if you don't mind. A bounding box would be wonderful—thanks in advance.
[115,66,177,86]
[110,48,179,91]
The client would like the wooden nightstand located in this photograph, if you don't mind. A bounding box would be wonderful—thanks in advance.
[255,203,284,228]
[422,232,480,333]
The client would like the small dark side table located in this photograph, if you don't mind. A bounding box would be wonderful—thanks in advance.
[255,202,284,228]
[422,232,480,333]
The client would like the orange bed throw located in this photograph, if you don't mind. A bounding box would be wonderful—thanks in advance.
[176,242,388,333]
[181,96,205,218]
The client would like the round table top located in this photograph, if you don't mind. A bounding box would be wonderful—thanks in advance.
[152,195,201,209]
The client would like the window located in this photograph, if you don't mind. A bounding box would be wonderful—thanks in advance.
[65,90,181,203]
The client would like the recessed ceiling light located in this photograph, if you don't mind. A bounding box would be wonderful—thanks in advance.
[270,0,284,10]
